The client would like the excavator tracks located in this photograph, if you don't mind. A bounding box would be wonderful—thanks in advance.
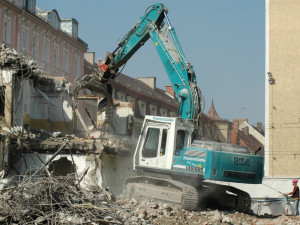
[124,176,199,211]
[124,176,252,212]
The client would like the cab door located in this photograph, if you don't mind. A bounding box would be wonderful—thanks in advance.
[139,124,170,168]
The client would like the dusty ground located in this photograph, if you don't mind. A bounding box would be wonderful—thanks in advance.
[117,198,300,225]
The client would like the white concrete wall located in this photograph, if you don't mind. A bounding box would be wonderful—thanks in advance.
[30,89,72,122]
[12,153,103,188]
[101,153,134,195]
[98,101,134,135]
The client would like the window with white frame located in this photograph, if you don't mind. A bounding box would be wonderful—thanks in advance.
[42,38,50,63]
[149,104,157,116]
[3,16,11,44]
[72,22,78,37]
[32,32,39,58]
[151,107,156,116]
[138,100,146,116]
[21,26,29,53]
[49,11,60,30]
[74,54,80,77]
[141,103,146,116]
[63,48,69,73]
[53,43,59,68]
[160,108,168,117]
[117,91,125,102]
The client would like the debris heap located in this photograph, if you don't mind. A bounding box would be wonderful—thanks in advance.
[0,44,42,78]
[0,175,123,224]
[1,174,300,224]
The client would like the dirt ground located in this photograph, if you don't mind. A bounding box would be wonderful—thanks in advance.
[117,198,300,225]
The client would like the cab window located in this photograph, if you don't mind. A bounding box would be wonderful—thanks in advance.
[142,128,160,158]
[175,130,186,156]
[160,129,168,156]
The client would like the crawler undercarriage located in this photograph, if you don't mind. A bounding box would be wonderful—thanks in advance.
[124,176,251,212]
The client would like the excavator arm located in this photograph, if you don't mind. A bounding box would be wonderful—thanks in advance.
[74,3,202,126]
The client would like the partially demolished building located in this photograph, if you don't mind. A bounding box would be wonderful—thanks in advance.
[0,0,107,188]
[0,0,265,199]
[0,44,134,190]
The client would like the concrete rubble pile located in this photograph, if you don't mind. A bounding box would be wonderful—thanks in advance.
[1,175,299,225]
[0,174,125,224]
[0,44,42,78]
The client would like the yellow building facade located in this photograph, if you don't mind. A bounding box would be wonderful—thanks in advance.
[266,0,300,177]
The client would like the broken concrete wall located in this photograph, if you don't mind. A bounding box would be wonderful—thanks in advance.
[0,68,14,128]
[101,153,134,195]
[75,98,98,132]
[6,77,74,134]
[13,78,26,130]
[96,100,139,195]
[29,90,73,133]
[7,129,132,190]
[98,100,134,136]
[13,152,103,188]
[0,45,73,134]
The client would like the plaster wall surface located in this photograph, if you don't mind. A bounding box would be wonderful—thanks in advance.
[267,0,300,176]
[101,153,134,195]
[215,121,230,143]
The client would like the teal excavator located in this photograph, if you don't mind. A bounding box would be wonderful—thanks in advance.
[74,3,264,211]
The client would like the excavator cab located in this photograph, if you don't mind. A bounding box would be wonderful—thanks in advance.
[134,116,194,171]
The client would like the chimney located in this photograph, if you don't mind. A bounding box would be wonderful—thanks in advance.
[136,77,156,89]
[165,85,175,98]
[85,52,95,65]
[232,119,239,133]
[242,126,249,134]
[257,122,262,132]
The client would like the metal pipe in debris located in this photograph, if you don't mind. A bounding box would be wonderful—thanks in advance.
[23,141,69,182]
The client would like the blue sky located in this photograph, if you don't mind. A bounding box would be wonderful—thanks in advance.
[38,0,265,126]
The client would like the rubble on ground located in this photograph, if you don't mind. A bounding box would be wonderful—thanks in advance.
[0,172,299,225]
[0,174,123,224]
[117,198,300,225]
